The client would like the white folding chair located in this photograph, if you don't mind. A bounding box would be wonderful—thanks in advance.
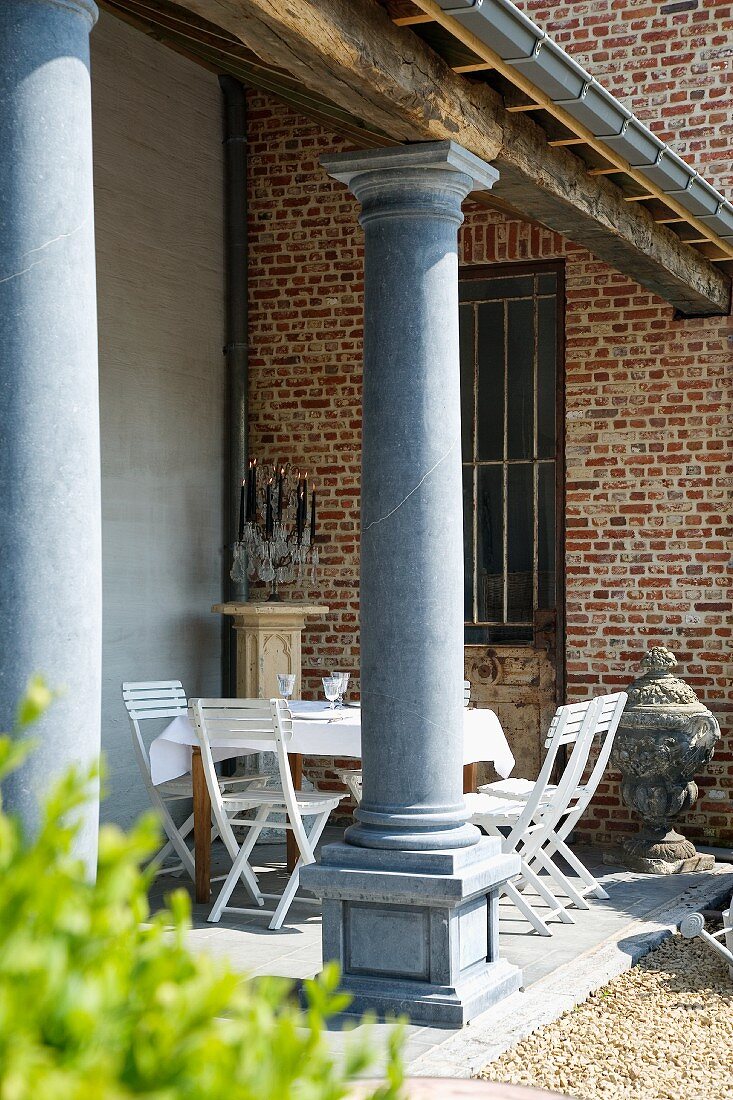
[467,697,606,936]
[191,698,345,930]
[122,681,269,882]
[334,680,473,805]
[123,681,197,880]
[478,692,628,907]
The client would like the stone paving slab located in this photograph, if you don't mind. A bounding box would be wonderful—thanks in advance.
[149,839,733,1074]
[497,847,725,989]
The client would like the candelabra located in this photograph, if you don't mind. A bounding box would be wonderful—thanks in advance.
[230,463,319,602]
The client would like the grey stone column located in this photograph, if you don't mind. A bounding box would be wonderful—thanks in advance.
[301,143,521,1027]
[0,0,101,873]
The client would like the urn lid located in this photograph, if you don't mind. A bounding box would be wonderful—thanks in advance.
[624,646,702,711]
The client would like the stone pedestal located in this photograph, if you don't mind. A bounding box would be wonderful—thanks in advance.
[300,142,521,1026]
[306,838,520,1027]
[212,600,329,699]
[0,0,101,873]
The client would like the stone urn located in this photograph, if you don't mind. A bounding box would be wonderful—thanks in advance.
[611,646,720,874]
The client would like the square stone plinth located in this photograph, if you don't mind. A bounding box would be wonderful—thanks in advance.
[300,838,522,1028]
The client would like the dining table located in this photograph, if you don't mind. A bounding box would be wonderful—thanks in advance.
[150,699,515,903]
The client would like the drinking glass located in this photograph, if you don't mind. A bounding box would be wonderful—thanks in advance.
[322,676,340,710]
[277,673,296,702]
[332,671,350,707]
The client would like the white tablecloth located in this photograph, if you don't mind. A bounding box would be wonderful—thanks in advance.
[149,700,514,787]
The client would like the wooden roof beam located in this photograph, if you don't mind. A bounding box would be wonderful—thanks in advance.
[178,0,729,316]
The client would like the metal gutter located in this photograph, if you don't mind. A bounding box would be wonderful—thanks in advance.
[434,0,733,250]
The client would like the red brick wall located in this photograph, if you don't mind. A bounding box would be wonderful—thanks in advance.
[246,85,732,843]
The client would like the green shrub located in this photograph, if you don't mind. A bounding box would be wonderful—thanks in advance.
[0,678,404,1099]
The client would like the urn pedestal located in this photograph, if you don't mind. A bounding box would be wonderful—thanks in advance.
[611,647,720,875]
[211,600,329,699]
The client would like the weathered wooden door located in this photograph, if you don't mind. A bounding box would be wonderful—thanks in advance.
[460,262,564,782]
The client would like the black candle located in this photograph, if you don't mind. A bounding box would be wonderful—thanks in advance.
[302,472,308,532]
[250,459,257,521]
[277,467,284,522]
[265,480,273,538]
[238,479,245,541]
[310,488,316,543]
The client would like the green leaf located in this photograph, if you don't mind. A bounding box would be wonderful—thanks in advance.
[14,676,53,730]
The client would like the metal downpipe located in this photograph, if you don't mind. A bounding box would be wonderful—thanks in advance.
[220,75,249,701]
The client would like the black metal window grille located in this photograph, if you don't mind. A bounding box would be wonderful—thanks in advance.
[460,266,562,646]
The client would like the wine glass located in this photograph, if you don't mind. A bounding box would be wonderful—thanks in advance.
[322,676,340,710]
[277,673,296,702]
[332,671,350,707]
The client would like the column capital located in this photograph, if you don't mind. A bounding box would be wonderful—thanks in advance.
[321,140,499,193]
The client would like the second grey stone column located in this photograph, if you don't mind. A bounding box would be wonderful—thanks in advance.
[301,143,521,1027]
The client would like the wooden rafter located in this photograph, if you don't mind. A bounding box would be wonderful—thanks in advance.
[392,12,432,24]
[452,62,494,73]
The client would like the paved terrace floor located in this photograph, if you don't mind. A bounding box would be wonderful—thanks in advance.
[148,830,733,1077]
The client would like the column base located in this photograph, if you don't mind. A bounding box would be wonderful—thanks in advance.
[300,837,522,1028]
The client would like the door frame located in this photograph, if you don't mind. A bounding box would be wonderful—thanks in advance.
[458,258,566,706]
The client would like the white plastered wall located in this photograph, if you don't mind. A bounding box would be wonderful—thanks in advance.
[91,11,226,828]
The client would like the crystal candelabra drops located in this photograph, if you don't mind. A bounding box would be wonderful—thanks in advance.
[230,460,319,601]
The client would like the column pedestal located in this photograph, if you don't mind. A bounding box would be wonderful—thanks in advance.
[300,142,521,1025]
[212,600,329,698]
[304,838,520,1027]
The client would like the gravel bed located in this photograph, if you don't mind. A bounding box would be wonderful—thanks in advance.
[478,930,733,1100]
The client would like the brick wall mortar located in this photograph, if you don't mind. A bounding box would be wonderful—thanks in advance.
[246,83,732,844]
